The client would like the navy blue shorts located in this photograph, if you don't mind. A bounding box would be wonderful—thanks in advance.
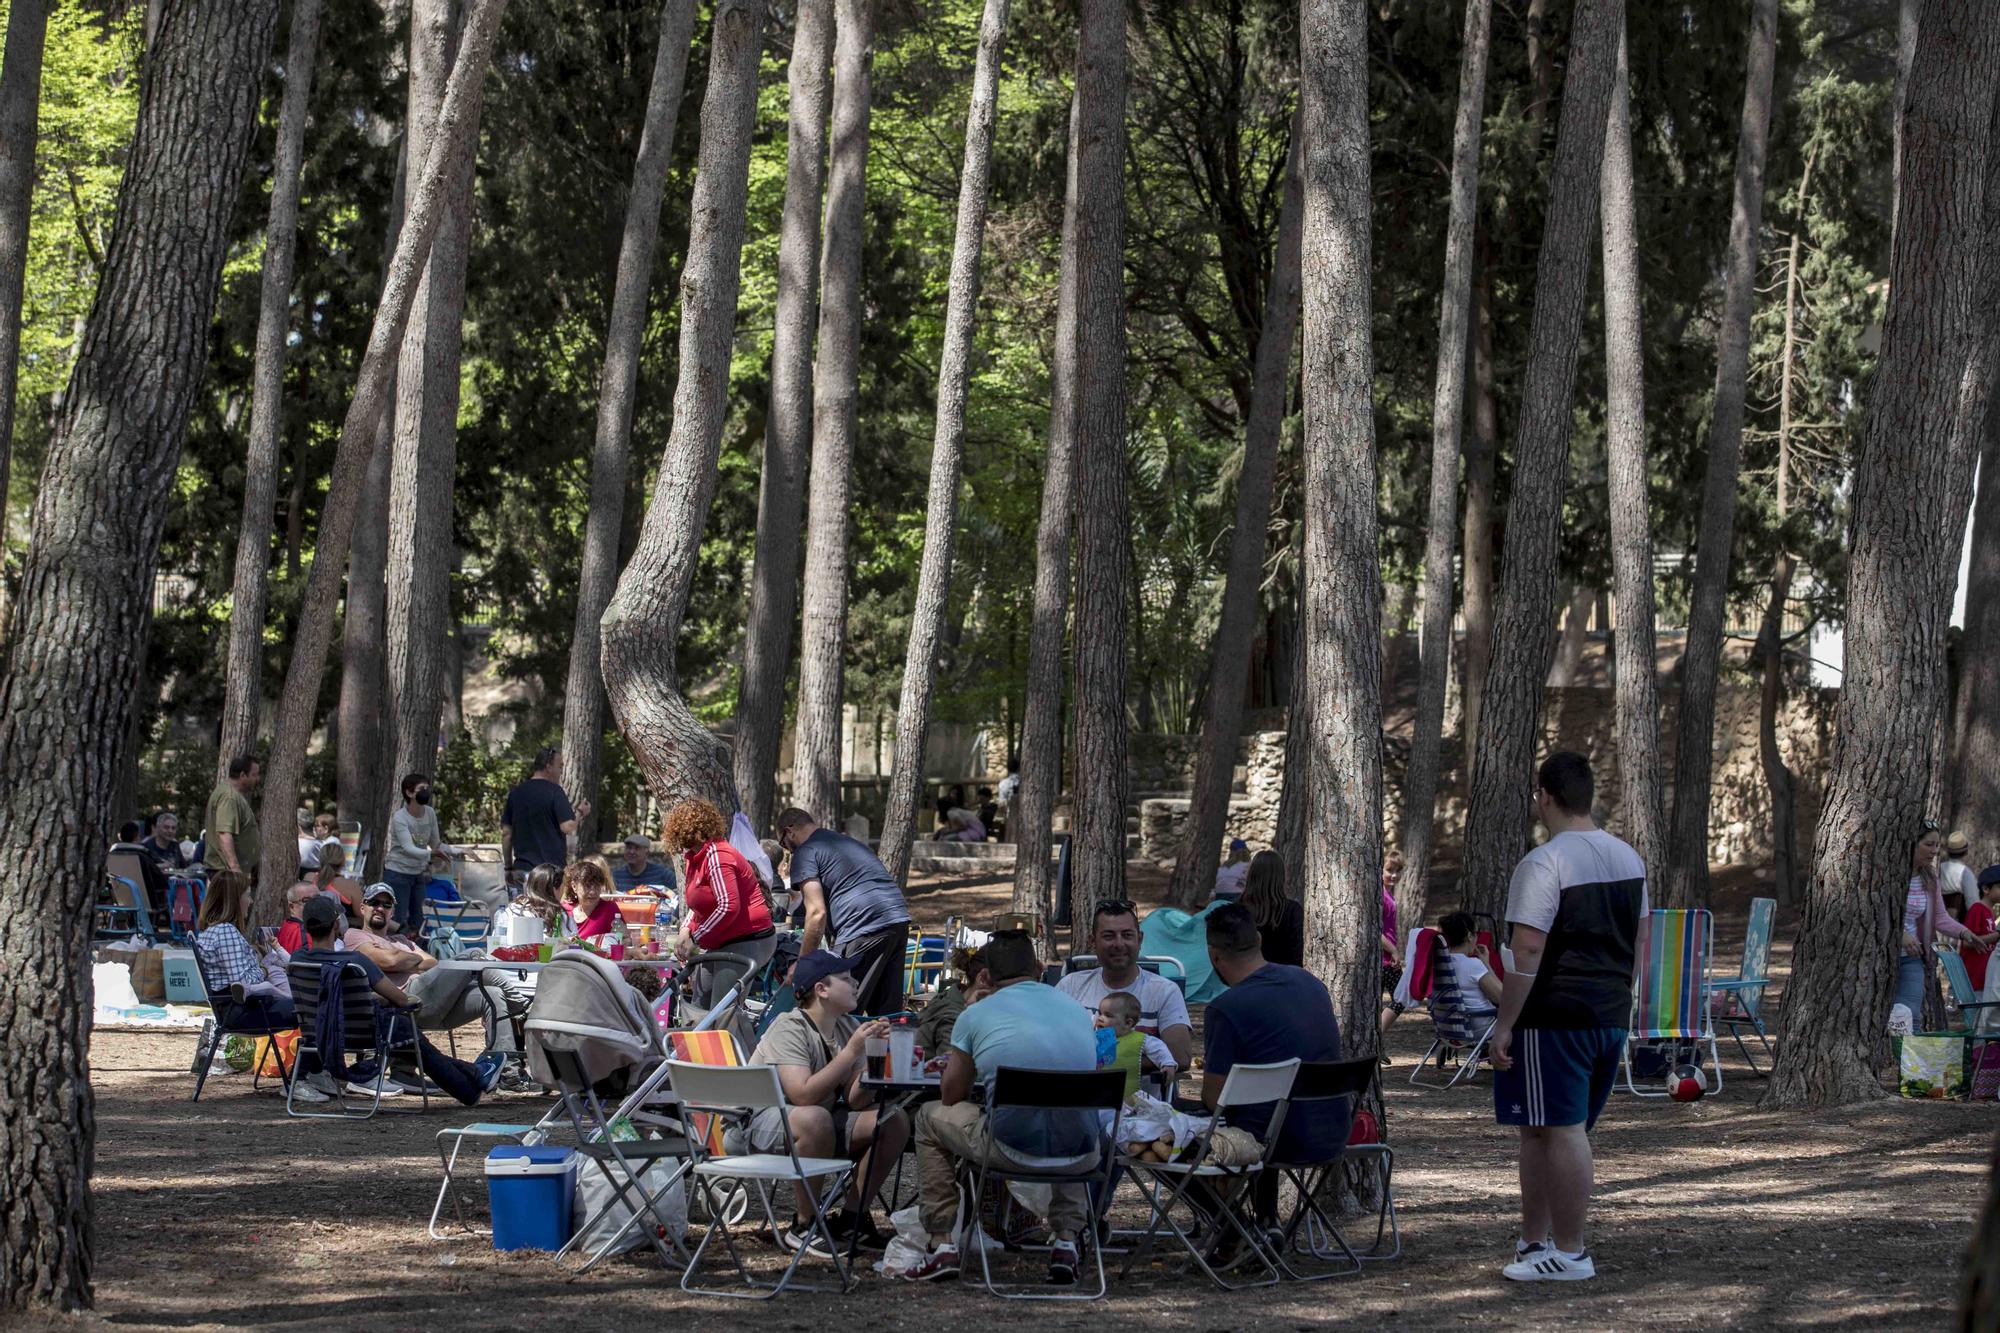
[1493,1027,1626,1130]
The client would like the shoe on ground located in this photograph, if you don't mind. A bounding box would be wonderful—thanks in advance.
[904,1242,960,1282]
[1504,1247,1595,1282]
[346,1073,404,1098]
[474,1052,506,1094]
[777,1223,834,1258]
[826,1210,891,1251]
[1517,1237,1550,1259]
[305,1071,344,1099]
[1047,1238,1080,1285]
[289,1077,332,1104]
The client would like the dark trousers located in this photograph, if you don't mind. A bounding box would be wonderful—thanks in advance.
[387,1026,484,1106]
[382,869,424,939]
[845,923,912,1016]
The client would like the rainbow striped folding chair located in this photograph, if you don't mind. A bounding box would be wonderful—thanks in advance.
[1620,907,1722,1097]
[668,1029,745,1155]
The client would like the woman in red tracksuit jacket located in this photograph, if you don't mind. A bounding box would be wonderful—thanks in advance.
[665,798,777,1000]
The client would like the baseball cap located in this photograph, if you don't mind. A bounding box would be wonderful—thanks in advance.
[362,882,396,904]
[1229,837,1249,853]
[624,833,652,850]
[791,949,860,995]
[300,895,343,932]
[1979,864,2000,889]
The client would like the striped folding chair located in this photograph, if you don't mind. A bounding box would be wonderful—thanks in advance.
[1707,896,1776,1074]
[1621,908,1721,1096]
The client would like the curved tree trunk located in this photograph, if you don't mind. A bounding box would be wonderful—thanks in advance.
[255,0,513,910]
[877,0,1011,884]
[558,0,698,850]
[1663,0,1779,910]
[733,0,834,835]
[1298,0,1384,1179]
[386,0,484,788]
[1599,24,1665,875]
[1456,0,1623,925]
[0,1,280,1309]
[791,0,875,827]
[1396,0,1490,935]
[1066,0,1130,929]
[338,141,407,875]
[216,0,324,775]
[1167,116,1304,910]
[600,0,767,817]
[1765,0,2000,1110]
[0,0,50,630]
[1010,94,1083,917]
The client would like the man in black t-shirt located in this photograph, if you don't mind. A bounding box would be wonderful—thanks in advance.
[500,747,589,877]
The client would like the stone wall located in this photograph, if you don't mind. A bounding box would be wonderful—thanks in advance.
[1140,684,1835,869]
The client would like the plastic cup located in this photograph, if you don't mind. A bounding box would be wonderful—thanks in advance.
[889,1028,916,1081]
[865,1035,888,1081]
[537,942,555,963]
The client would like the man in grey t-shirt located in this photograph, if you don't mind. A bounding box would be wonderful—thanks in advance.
[776,808,912,1015]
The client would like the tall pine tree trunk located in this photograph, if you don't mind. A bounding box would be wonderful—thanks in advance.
[387,0,483,786]
[1273,579,1309,880]
[1397,0,1490,933]
[216,0,323,774]
[1299,0,1384,1087]
[1457,0,1623,924]
[600,0,767,816]
[558,0,697,850]
[734,0,834,835]
[1600,23,1665,874]
[337,140,407,870]
[1010,95,1082,917]
[0,0,50,623]
[1765,0,2000,1110]
[1954,416,2000,855]
[791,0,874,827]
[1663,0,1779,909]
[256,0,512,907]
[1459,240,1498,746]
[877,0,1010,883]
[1066,0,1131,928]
[1167,117,1304,910]
[0,1,280,1308]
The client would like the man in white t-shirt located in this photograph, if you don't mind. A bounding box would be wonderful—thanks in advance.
[1490,751,1648,1285]
[1056,901,1193,1071]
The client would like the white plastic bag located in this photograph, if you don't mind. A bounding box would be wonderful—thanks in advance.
[875,1203,931,1276]
[571,1160,687,1256]
[1118,1090,1206,1154]
[1888,1002,1914,1038]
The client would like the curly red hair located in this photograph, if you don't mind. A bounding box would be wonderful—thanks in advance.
[662,798,730,852]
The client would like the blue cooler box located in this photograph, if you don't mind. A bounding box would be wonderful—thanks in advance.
[485,1146,576,1251]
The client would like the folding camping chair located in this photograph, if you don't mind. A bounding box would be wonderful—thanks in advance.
[1707,896,1776,1074]
[1120,1058,1299,1291]
[524,951,691,1273]
[1939,950,2000,1038]
[905,934,950,997]
[670,1061,857,1299]
[1621,908,1721,1096]
[966,1067,1127,1301]
[286,957,429,1119]
[1410,932,1497,1089]
[1267,1056,1386,1280]
[188,936,298,1103]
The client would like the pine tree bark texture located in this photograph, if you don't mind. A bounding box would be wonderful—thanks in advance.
[1765,0,2000,1110]
[877,0,1010,884]
[0,0,50,591]
[1663,0,1779,910]
[733,0,834,836]
[1065,0,1131,929]
[1599,24,1665,876]
[791,0,874,826]
[1458,246,1498,746]
[1273,590,1308,881]
[1960,1133,2000,1330]
[0,1,280,1309]
[600,0,767,817]
[1298,0,1383,1067]
[216,0,324,775]
[255,0,512,907]
[1010,95,1082,917]
[337,141,407,868]
[1456,0,1622,925]
[558,0,697,850]
[386,0,482,787]
[1396,0,1490,936]
[1953,417,2000,855]
[1166,119,1304,911]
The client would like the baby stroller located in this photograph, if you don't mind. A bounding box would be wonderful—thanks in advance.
[524,950,692,1271]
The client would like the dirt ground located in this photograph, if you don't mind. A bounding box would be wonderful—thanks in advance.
[45,864,2000,1331]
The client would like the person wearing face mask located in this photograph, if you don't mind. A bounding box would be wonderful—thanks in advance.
[384,772,448,939]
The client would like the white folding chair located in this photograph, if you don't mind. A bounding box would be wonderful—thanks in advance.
[668,1061,857,1299]
[1119,1058,1298,1290]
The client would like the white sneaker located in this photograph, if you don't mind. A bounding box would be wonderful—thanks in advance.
[346,1073,404,1098]
[1503,1248,1596,1281]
